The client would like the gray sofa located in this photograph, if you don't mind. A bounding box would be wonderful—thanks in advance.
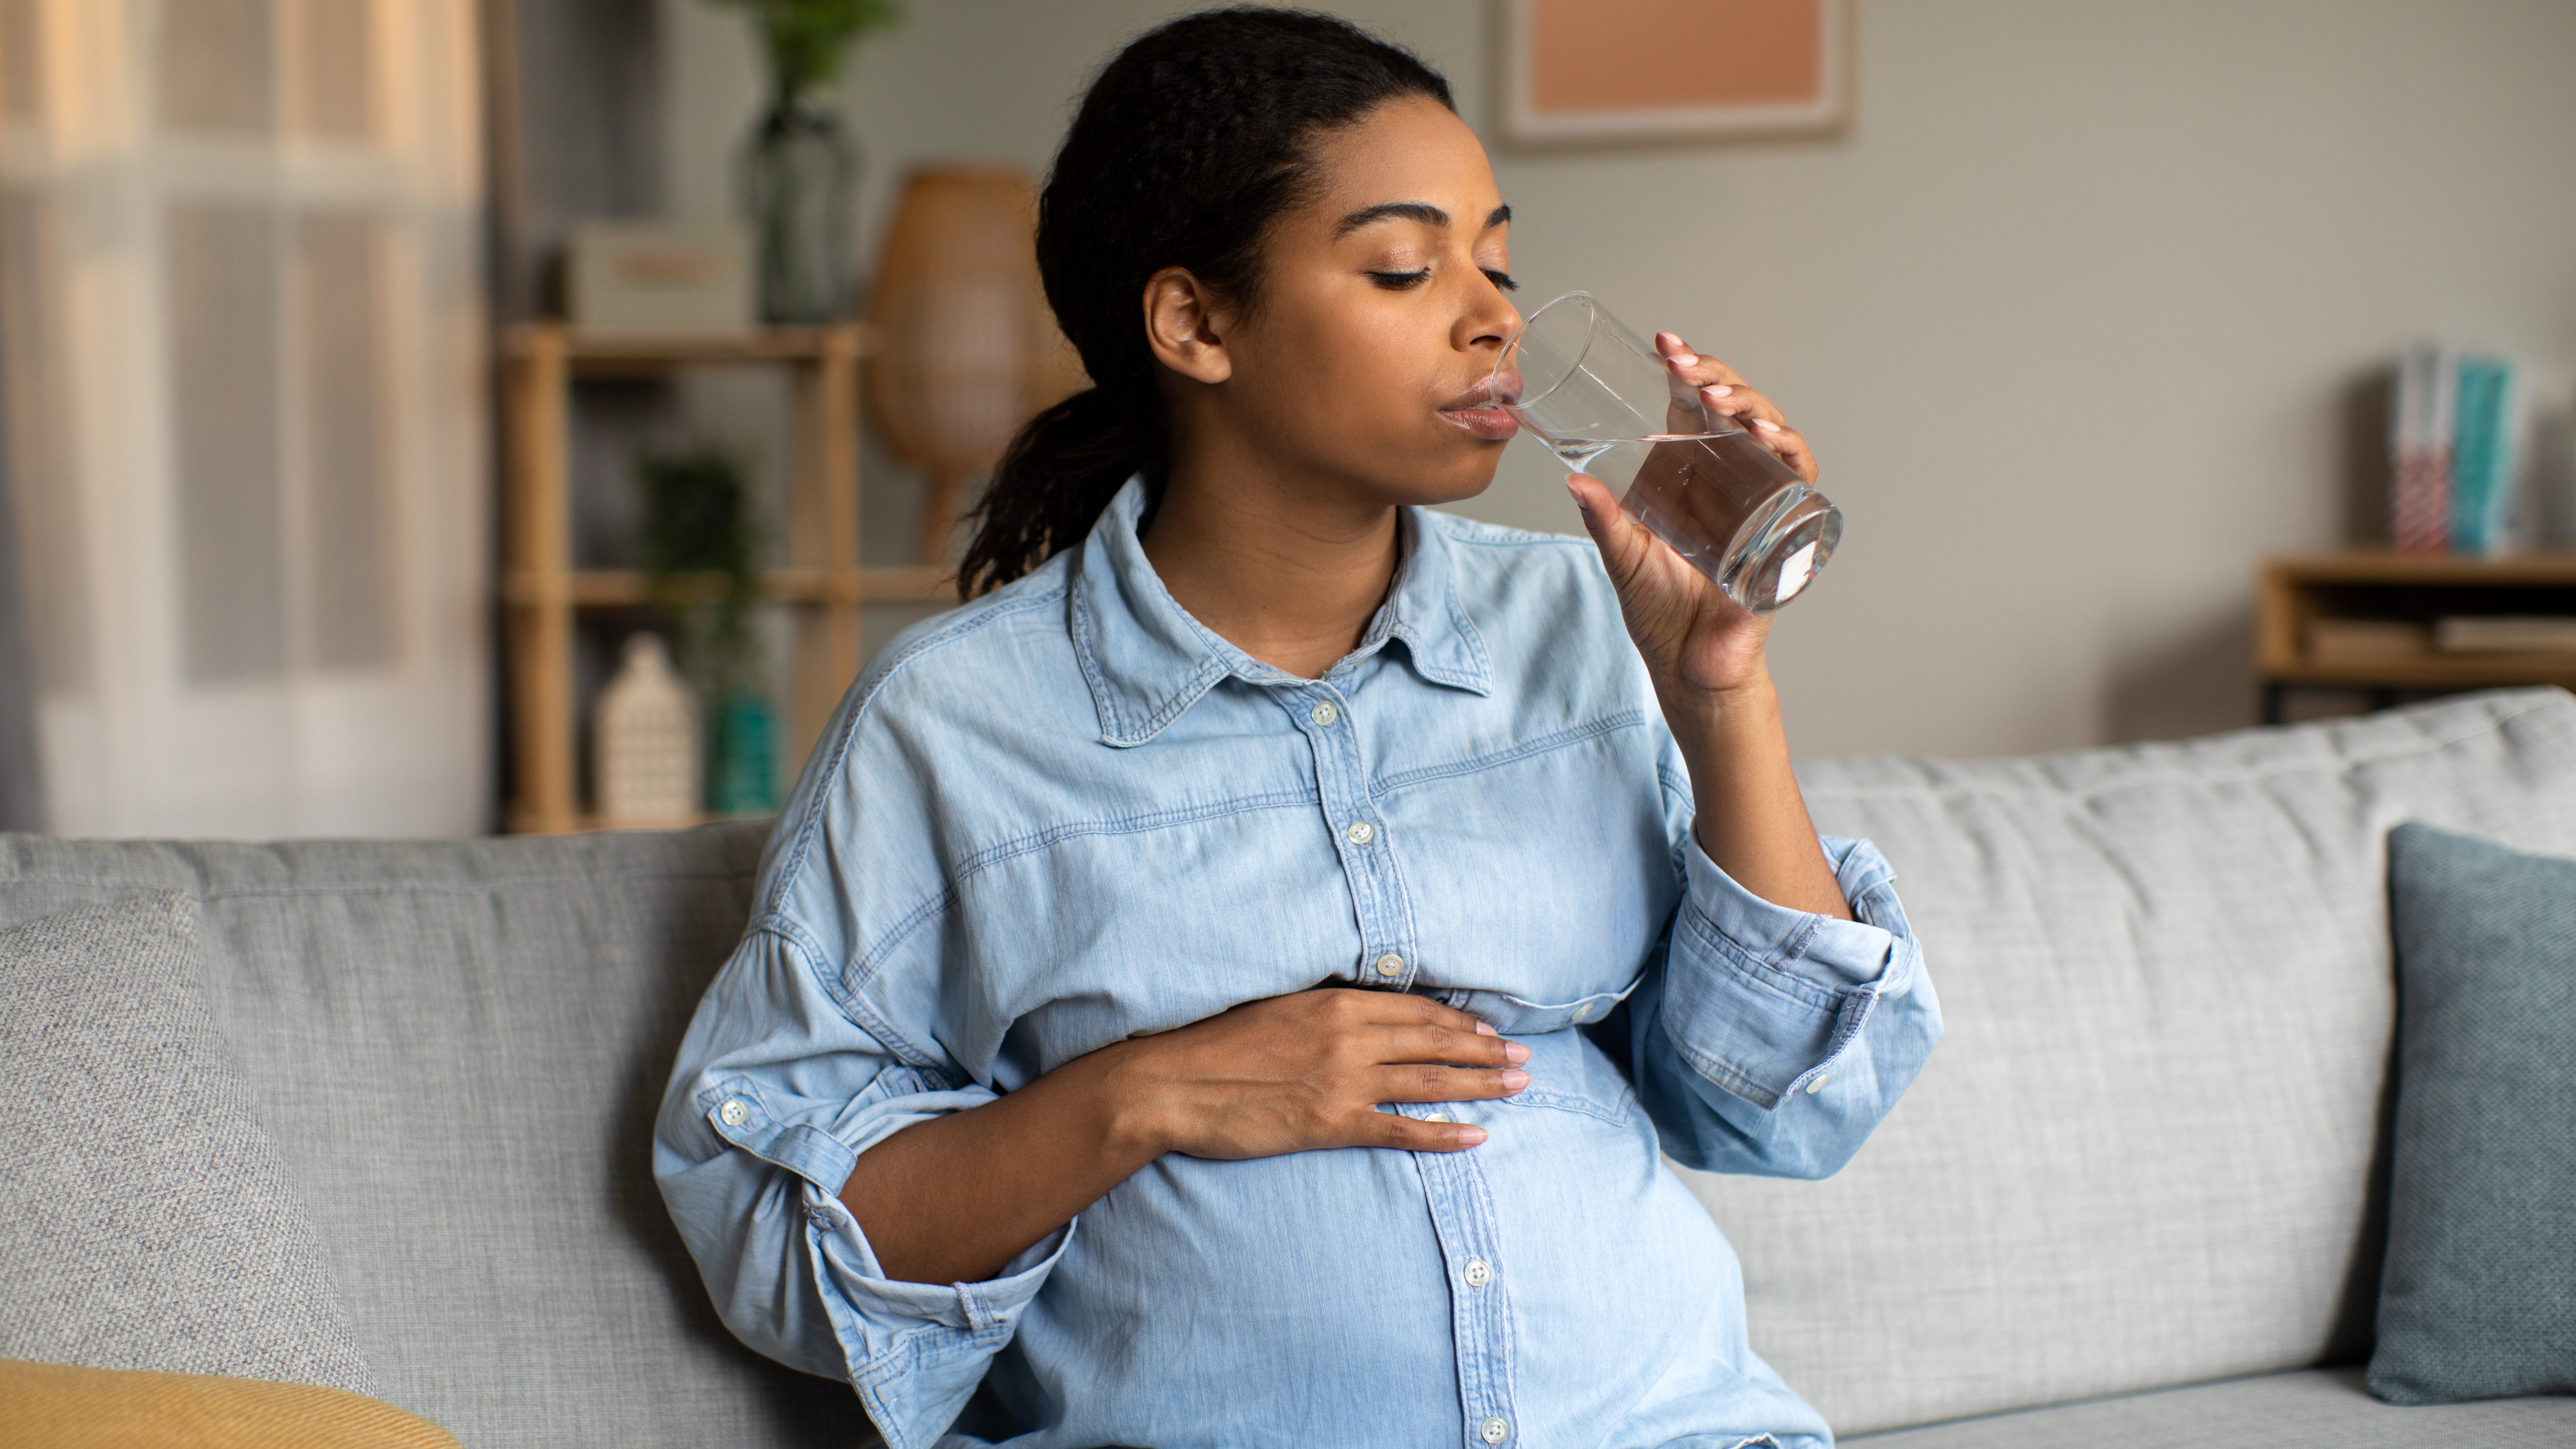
[6,687,2574,1447]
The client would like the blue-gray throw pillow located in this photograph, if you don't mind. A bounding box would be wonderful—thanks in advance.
[2368,821,2576,1403]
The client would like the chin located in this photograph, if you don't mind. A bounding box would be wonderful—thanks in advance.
[1380,438,1508,510]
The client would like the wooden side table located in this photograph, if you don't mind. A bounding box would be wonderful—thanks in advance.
[498,323,951,835]
[2256,552,2576,724]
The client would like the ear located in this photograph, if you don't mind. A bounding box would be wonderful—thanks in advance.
[1141,267,1234,385]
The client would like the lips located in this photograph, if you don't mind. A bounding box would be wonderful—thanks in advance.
[1438,370,1522,442]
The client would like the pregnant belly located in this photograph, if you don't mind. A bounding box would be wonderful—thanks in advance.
[991,1030,1757,1447]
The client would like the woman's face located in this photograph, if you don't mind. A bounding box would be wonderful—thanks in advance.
[1199,95,1523,508]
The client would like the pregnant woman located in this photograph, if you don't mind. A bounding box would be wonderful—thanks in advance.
[656,10,1940,1447]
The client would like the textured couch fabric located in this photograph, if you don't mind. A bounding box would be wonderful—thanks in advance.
[0,894,372,1392]
[2,687,2571,1447]
[0,827,870,1449]
[1697,686,2576,1437]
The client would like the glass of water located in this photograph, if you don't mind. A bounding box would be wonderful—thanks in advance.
[1492,292,1840,614]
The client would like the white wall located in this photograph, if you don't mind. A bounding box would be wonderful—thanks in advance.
[662,0,2576,760]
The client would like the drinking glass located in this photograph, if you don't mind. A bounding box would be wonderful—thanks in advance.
[1491,292,1841,614]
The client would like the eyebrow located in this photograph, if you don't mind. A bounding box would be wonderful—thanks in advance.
[1332,202,1512,240]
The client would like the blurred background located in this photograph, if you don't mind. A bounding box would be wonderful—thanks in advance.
[2,0,2573,839]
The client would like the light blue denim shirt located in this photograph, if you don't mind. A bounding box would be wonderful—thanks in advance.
[656,477,1941,1449]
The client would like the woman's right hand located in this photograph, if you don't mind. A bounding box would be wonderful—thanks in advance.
[1103,987,1531,1157]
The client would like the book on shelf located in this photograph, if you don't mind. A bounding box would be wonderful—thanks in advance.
[2306,618,2432,661]
[2389,343,2533,558]
[2433,615,2576,653]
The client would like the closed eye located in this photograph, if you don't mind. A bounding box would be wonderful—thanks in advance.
[1367,268,1519,292]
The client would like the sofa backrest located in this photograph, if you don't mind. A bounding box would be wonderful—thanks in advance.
[1689,687,2576,1436]
[0,825,870,1449]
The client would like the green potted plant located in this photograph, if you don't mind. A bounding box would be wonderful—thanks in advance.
[705,0,904,323]
[635,447,775,816]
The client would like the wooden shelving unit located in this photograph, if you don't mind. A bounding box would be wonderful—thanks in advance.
[2257,551,2576,723]
[499,322,951,835]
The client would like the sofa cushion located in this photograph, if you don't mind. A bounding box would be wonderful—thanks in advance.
[1682,687,2576,1435]
[2367,822,2576,1403]
[0,894,371,1393]
[0,1357,461,1449]
[0,827,872,1449]
[1843,1367,2576,1448]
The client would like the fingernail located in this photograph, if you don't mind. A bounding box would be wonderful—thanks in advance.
[1500,1069,1531,1090]
[1671,350,1699,367]
[1655,330,1682,349]
[1702,383,1732,398]
[1475,1022,1498,1037]
[1457,1125,1488,1146]
[1752,417,1781,432]
[1503,1040,1530,1064]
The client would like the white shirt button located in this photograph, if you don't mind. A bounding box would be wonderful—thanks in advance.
[1806,1073,1830,1094]
[1463,1257,1492,1288]
[717,1099,749,1127]
[1480,1415,1510,1444]
[1373,952,1405,978]
[1424,1112,1450,1123]
[1345,820,1375,846]
[1309,700,1339,727]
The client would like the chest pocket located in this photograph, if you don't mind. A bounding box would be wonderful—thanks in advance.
[1434,963,1646,1036]
[1434,968,1646,1127]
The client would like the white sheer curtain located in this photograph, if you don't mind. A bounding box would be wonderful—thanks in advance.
[0,0,488,836]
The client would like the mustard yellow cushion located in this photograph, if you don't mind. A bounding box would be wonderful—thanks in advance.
[0,1359,460,1449]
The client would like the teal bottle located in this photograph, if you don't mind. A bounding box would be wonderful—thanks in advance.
[707,690,777,816]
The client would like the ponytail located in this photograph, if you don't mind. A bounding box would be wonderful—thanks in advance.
[951,7,1452,600]
[956,386,1165,600]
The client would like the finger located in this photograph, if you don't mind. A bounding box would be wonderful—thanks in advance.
[1366,1110,1487,1152]
[1380,1022,1529,1068]
[1564,472,1658,588]
[1653,332,1747,390]
[1751,419,1819,482]
[1376,1062,1532,1105]
[1698,382,1781,427]
[1362,989,1507,1041]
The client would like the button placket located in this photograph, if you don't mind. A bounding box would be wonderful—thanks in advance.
[1285,683,1418,989]
[1406,1104,1517,1449]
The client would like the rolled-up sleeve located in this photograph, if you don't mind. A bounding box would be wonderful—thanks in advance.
[654,924,1068,1449]
[1629,828,1943,1180]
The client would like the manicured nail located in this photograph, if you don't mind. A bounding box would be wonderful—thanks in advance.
[1751,417,1782,432]
[1671,350,1699,367]
[1502,1040,1530,1064]
[1457,1125,1488,1146]
[1702,383,1733,398]
[1656,330,1682,349]
[1500,1069,1531,1090]
[1475,1021,1498,1036]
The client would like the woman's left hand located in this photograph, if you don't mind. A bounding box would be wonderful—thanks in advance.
[1564,331,1819,701]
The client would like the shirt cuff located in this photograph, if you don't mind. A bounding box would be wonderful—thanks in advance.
[1681,831,1907,991]
[806,1186,1074,1449]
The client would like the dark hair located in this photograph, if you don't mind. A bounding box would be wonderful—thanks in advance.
[954,8,1454,599]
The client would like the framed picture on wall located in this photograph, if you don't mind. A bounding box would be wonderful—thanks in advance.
[1497,0,1850,147]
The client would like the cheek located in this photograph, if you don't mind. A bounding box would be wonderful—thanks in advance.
[1249,305,1442,444]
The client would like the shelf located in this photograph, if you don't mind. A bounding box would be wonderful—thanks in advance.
[500,566,954,608]
[2256,550,2576,721]
[2262,655,2576,688]
[2263,550,2576,586]
[503,806,776,837]
[500,322,876,373]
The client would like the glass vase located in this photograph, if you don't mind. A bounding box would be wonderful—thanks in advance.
[739,99,857,324]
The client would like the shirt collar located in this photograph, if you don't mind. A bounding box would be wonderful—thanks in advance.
[1070,475,1493,748]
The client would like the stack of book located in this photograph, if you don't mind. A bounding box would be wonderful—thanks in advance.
[2390,344,2526,556]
